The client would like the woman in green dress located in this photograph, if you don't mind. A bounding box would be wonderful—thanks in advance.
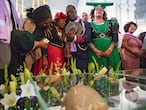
[88,3,121,70]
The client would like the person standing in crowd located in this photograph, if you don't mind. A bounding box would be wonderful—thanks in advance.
[139,31,146,43]
[9,30,48,76]
[23,5,52,75]
[65,5,92,72]
[120,21,142,70]
[9,5,50,76]
[0,0,21,84]
[90,9,95,21]
[139,32,146,68]
[110,17,123,50]
[46,12,67,74]
[87,2,121,70]
[81,12,89,22]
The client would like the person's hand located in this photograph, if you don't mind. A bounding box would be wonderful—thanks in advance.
[39,38,49,49]
[42,56,48,70]
[65,33,75,42]
[104,48,112,57]
[131,48,141,56]
[95,50,104,58]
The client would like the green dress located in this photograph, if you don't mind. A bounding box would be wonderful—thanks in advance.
[88,20,121,70]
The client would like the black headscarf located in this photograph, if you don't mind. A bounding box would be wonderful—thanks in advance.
[27,5,52,23]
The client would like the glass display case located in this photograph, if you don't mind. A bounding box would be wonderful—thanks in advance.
[109,69,146,110]
[0,68,146,110]
[32,69,146,110]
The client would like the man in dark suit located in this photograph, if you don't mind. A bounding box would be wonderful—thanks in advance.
[65,5,92,72]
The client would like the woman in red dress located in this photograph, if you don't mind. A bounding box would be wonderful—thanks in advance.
[34,12,67,75]
[47,12,67,74]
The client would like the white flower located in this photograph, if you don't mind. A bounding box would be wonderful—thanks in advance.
[20,80,36,98]
[0,92,19,109]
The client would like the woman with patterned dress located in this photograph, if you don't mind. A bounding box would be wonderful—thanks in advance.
[88,3,121,70]
[24,5,52,75]
[120,22,142,70]
[47,12,67,74]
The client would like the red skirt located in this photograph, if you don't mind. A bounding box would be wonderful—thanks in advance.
[34,45,65,75]
[34,57,46,76]
[47,44,65,75]
[34,45,64,76]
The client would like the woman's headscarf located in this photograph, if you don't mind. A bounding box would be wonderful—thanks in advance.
[27,5,52,23]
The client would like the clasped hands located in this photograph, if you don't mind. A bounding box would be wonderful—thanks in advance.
[131,48,142,56]
[95,48,112,58]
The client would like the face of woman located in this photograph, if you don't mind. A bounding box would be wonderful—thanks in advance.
[128,24,137,33]
[57,19,66,29]
[38,18,52,28]
[94,7,104,18]
[66,6,77,21]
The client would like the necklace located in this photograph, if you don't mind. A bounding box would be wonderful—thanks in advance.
[91,20,109,34]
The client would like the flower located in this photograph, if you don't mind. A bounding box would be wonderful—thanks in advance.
[0,84,5,95]
[9,81,17,93]
[0,93,19,109]
[20,80,36,98]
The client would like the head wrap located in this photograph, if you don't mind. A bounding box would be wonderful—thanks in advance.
[27,5,52,23]
[86,2,113,9]
[54,12,67,20]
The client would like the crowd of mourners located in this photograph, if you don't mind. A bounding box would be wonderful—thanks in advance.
[0,0,146,84]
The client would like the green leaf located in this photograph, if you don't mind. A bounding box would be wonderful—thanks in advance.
[4,65,9,93]
[49,62,53,75]
[115,61,121,72]
[24,67,32,83]
[92,56,99,71]
[88,62,95,73]
[31,79,48,110]
[10,74,17,82]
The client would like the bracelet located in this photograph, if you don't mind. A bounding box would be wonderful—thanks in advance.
[108,48,112,52]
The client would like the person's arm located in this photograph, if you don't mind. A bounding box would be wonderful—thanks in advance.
[104,20,119,57]
[122,34,136,54]
[33,38,49,50]
[122,34,140,55]
[76,22,92,43]
[110,20,119,47]
[89,43,104,58]
[11,30,35,54]
[104,43,114,57]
